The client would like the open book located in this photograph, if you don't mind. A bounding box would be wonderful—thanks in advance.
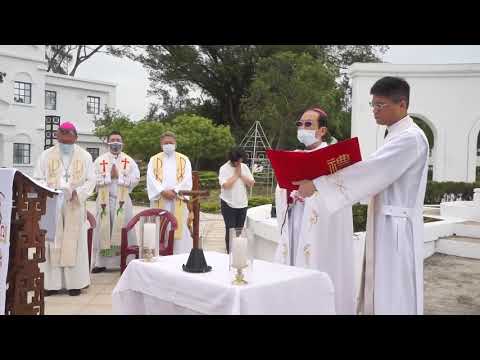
[266,137,362,191]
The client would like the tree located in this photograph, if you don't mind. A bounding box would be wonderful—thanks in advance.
[169,114,235,169]
[242,52,344,149]
[45,45,133,77]
[93,108,235,168]
[130,45,388,139]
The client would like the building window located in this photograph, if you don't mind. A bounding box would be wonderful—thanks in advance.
[87,96,100,114]
[14,81,32,104]
[86,147,100,161]
[45,90,57,110]
[13,143,31,164]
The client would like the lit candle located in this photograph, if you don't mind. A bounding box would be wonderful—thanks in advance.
[143,223,156,251]
[232,236,248,269]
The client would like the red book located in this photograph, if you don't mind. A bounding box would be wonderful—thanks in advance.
[266,137,362,191]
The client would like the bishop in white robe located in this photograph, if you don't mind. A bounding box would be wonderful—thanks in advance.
[146,132,193,254]
[33,122,96,295]
[295,78,429,314]
[274,107,356,315]
[92,134,140,272]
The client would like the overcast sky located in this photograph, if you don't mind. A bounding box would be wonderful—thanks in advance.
[74,45,480,121]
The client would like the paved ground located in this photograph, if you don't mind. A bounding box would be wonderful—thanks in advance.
[44,203,480,315]
[424,253,480,315]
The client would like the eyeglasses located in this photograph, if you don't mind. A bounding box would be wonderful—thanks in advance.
[369,101,390,110]
[296,121,314,128]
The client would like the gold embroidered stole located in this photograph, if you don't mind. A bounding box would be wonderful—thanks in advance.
[47,145,85,267]
[152,152,187,240]
[96,152,132,255]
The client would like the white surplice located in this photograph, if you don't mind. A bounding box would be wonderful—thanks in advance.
[92,151,141,269]
[312,116,429,315]
[33,145,96,291]
[146,152,193,254]
[274,142,356,315]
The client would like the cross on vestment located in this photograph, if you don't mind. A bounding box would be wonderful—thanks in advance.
[100,159,108,173]
[178,171,209,249]
[121,158,129,170]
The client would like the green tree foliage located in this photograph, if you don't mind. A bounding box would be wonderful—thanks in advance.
[130,45,388,141]
[93,109,234,169]
[241,52,344,149]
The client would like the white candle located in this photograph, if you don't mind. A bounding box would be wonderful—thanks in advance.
[232,236,248,269]
[143,223,156,250]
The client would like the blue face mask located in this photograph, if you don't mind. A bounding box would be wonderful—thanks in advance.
[59,143,74,155]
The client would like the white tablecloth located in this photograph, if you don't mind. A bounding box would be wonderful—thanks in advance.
[112,251,336,315]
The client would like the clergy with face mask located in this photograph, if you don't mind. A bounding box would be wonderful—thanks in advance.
[91,131,140,273]
[33,122,96,296]
[273,107,356,315]
[146,131,193,254]
[294,77,429,315]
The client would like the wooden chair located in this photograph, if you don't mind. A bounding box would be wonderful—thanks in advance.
[120,208,178,274]
[86,211,96,269]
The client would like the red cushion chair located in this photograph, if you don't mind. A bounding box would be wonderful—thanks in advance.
[120,208,178,274]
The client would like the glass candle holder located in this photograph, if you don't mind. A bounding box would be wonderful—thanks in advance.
[229,227,254,285]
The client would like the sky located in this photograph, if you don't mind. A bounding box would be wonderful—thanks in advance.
[74,45,480,121]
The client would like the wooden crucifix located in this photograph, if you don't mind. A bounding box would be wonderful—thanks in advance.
[178,171,212,273]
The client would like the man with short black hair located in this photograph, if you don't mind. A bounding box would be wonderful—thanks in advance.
[295,77,429,315]
[91,130,140,273]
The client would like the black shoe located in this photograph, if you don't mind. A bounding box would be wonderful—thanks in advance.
[91,267,106,273]
[68,289,81,296]
[44,290,59,297]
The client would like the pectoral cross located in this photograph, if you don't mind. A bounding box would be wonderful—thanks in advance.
[100,159,108,173]
[121,158,129,170]
[63,172,70,182]
[179,171,211,272]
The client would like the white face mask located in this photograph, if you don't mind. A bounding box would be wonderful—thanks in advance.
[297,129,318,147]
[59,143,74,155]
[162,143,176,155]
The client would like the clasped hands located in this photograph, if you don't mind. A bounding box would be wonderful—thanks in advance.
[161,189,177,201]
[292,180,317,198]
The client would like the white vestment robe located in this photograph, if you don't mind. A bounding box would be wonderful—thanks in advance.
[92,151,140,269]
[312,116,429,315]
[274,142,356,315]
[33,144,96,291]
[146,152,193,254]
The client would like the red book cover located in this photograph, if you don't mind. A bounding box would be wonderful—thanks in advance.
[266,137,362,191]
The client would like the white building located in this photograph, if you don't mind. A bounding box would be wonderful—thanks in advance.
[0,45,115,175]
[350,62,480,183]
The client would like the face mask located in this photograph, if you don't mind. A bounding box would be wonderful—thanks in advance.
[59,143,74,155]
[109,142,123,153]
[297,129,318,147]
[162,143,176,155]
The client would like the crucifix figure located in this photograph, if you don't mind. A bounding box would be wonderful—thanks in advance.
[178,171,212,273]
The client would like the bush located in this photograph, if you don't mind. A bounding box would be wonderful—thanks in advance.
[248,195,274,208]
[200,201,221,214]
[424,181,478,204]
[352,204,367,233]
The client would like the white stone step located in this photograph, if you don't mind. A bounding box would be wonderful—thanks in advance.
[435,236,480,260]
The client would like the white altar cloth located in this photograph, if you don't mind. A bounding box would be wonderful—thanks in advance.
[112,251,336,315]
